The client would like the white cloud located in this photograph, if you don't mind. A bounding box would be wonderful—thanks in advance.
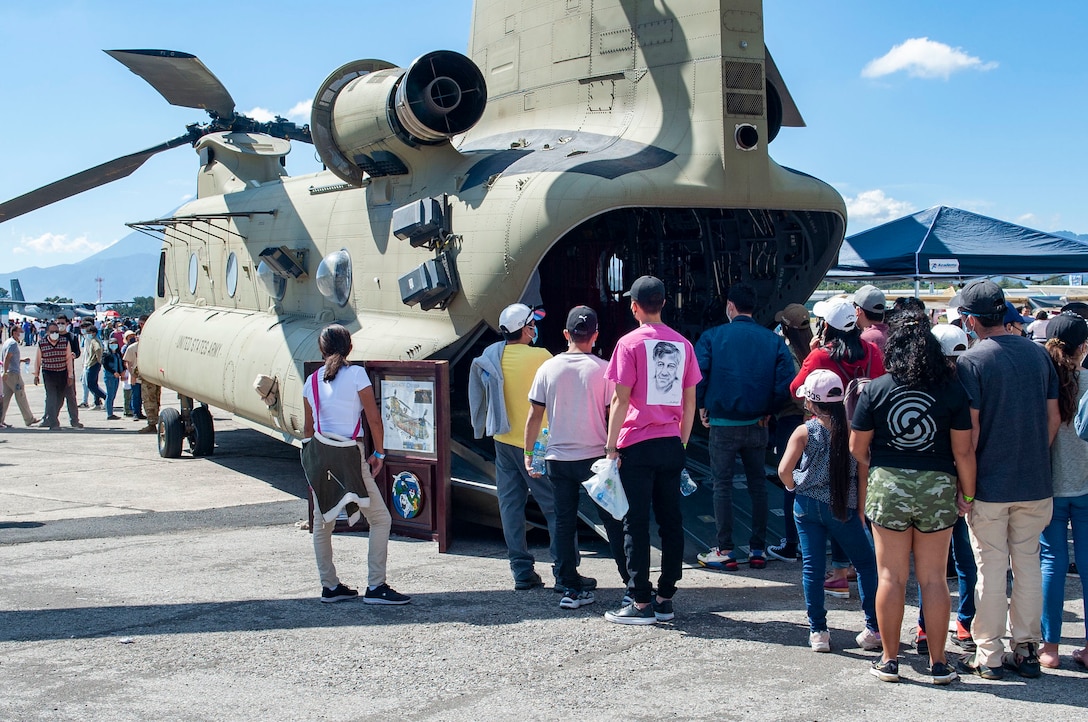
[1017,213,1037,224]
[15,232,110,257]
[862,37,997,80]
[845,190,915,225]
[243,99,312,125]
[287,99,312,123]
[179,193,195,203]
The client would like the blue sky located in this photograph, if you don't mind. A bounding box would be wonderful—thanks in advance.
[1,0,1085,274]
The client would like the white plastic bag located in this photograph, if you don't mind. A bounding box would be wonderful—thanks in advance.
[582,458,629,521]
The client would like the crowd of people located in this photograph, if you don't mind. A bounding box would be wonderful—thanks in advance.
[0,315,159,431]
[462,276,1085,685]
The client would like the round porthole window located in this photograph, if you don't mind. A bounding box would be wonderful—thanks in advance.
[256,260,286,301]
[225,252,239,298]
[188,253,199,294]
[316,249,352,306]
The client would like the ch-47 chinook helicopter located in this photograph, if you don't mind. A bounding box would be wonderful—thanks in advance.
[1,0,845,507]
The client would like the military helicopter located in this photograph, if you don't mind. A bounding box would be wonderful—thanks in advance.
[0,1,845,513]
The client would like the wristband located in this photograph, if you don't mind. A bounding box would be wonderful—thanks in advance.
[962,495,974,503]
[372,451,386,460]
[604,446,617,454]
[524,450,534,458]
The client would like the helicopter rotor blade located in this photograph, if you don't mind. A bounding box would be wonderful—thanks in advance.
[0,132,196,224]
[106,49,236,119]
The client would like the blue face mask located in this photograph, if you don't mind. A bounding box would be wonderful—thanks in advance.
[530,326,539,345]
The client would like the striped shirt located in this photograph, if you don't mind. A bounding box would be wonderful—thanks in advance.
[38,339,69,373]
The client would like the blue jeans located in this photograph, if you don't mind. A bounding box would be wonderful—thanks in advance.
[494,440,559,582]
[131,382,142,417]
[85,362,105,404]
[709,424,769,552]
[104,373,119,417]
[794,493,878,633]
[1040,494,1088,642]
[547,458,628,590]
[918,516,977,629]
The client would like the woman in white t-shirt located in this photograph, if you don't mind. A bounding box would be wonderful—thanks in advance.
[302,324,409,605]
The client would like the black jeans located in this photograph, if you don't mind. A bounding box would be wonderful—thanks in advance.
[709,424,769,552]
[619,436,686,604]
[547,458,628,591]
[85,362,106,404]
[41,370,68,427]
[774,414,804,545]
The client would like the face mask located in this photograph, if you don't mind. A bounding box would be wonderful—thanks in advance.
[49,332,60,342]
[109,343,119,351]
[530,326,539,345]
[58,325,68,333]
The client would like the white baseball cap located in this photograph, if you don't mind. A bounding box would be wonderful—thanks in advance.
[931,324,969,357]
[794,369,845,403]
[812,297,857,332]
[498,303,545,334]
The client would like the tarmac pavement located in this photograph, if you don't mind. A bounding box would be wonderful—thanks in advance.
[1,378,1085,720]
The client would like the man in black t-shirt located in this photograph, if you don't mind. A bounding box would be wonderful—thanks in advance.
[953,280,1059,681]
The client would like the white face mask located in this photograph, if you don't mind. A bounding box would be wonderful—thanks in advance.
[58,325,68,333]
[49,332,60,342]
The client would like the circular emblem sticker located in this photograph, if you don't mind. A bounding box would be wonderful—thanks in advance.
[391,471,423,519]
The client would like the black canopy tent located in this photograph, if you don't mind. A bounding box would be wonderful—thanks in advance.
[828,206,1088,290]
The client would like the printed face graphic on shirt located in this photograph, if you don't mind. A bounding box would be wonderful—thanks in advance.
[645,340,683,406]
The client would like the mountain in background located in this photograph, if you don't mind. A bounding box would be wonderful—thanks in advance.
[0,229,159,302]
[1055,231,1088,243]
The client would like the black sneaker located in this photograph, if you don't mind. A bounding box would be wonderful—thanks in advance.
[320,583,359,603]
[766,538,800,562]
[514,572,544,590]
[553,575,598,593]
[604,602,657,625]
[1003,643,1041,678]
[652,598,675,621]
[930,661,958,685]
[956,655,1004,680]
[558,588,595,609]
[870,658,899,682]
[363,583,411,605]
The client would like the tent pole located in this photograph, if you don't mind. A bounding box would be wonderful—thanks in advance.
[914,277,921,298]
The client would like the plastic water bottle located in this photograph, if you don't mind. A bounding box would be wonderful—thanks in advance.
[531,428,548,475]
[679,468,698,496]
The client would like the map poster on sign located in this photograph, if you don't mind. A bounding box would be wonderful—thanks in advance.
[380,378,436,454]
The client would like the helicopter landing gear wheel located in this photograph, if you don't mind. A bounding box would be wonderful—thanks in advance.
[158,407,183,459]
[189,405,215,457]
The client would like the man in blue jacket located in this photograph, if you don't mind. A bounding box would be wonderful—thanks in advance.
[695,283,794,570]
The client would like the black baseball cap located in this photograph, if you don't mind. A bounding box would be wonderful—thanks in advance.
[565,305,598,339]
[623,275,665,306]
[951,279,1006,318]
[1048,312,1088,347]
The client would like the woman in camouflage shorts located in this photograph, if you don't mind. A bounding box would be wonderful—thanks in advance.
[850,310,976,684]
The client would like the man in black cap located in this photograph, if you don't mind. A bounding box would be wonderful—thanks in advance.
[524,306,627,610]
[953,279,1059,681]
[603,276,701,624]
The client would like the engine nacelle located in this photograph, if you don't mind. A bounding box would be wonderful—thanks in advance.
[311,50,487,186]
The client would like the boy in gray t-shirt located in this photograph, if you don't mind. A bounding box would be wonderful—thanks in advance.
[524,306,626,608]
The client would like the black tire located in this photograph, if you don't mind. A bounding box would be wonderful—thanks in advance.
[158,407,183,459]
[189,405,215,457]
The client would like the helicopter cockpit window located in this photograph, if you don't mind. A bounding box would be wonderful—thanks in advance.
[188,253,199,295]
[225,252,239,298]
[316,249,352,307]
[256,260,286,301]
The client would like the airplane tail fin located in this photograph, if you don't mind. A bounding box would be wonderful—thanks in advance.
[10,279,25,303]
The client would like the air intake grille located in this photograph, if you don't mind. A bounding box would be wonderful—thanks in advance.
[726,93,763,116]
[725,61,763,91]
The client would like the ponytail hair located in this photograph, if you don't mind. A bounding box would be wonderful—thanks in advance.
[318,324,352,382]
[811,399,851,521]
[1045,337,1081,424]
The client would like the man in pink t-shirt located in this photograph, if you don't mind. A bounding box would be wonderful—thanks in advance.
[603,276,701,625]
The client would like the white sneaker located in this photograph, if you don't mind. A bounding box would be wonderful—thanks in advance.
[856,628,883,651]
[697,547,735,566]
[559,589,595,609]
[810,630,831,653]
